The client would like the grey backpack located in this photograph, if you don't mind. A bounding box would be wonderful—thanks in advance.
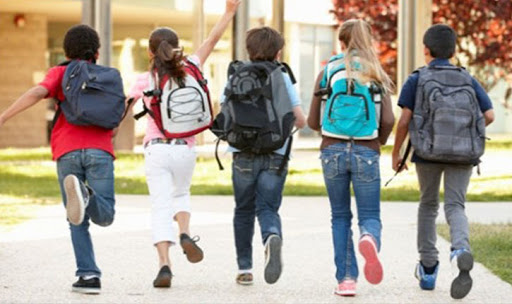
[409,65,486,163]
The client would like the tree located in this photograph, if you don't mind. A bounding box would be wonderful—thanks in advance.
[331,0,512,109]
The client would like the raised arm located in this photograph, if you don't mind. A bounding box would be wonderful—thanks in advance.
[0,85,48,128]
[193,0,241,64]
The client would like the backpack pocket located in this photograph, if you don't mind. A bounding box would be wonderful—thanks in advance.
[431,107,473,157]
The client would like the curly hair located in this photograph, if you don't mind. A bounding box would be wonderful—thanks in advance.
[63,24,100,61]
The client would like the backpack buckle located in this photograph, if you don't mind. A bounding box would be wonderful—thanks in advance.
[143,89,161,97]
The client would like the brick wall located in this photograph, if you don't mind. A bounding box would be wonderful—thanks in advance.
[0,13,48,148]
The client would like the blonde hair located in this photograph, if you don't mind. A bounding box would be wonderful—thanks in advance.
[338,19,394,94]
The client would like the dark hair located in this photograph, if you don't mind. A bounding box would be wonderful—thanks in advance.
[246,26,284,61]
[423,24,457,59]
[63,24,100,61]
[149,27,186,80]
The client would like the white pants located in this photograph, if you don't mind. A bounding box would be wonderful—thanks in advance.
[144,143,196,245]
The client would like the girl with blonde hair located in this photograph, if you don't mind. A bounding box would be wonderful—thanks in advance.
[307,19,395,296]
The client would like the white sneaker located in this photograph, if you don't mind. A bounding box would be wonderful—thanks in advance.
[63,175,86,225]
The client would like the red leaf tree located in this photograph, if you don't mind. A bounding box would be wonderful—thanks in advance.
[331,0,512,106]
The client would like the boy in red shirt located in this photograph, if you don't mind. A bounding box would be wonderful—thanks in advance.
[0,25,118,294]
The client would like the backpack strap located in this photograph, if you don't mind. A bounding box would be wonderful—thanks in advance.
[50,61,73,130]
[384,139,412,187]
[279,62,297,84]
[214,138,224,170]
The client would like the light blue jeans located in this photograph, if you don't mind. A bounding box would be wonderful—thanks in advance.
[321,142,382,282]
[57,149,116,278]
[232,152,288,271]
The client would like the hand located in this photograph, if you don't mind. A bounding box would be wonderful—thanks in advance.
[392,154,408,173]
[226,0,241,14]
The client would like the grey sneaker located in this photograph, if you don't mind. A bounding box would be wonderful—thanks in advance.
[450,249,474,299]
[264,234,282,284]
[63,175,89,225]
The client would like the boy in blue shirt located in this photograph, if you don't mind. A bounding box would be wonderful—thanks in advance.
[222,26,306,286]
[392,24,495,299]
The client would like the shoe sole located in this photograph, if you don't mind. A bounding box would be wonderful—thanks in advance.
[181,239,204,263]
[71,287,100,294]
[153,274,172,288]
[334,290,356,297]
[451,252,473,299]
[264,235,282,284]
[64,175,85,226]
[359,238,383,285]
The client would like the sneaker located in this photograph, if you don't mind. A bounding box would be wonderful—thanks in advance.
[153,265,173,288]
[334,279,356,297]
[180,233,204,263]
[450,249,474,299]
[358,235,383,284]
[72,277,101,294]
[414,262,439,290]
[236,273,254,286]
[264,234,282,284]
[63,175,89,226]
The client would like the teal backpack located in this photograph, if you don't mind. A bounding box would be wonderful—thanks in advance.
[317,53,382,140]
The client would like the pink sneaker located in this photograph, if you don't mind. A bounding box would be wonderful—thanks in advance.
[359,235,383,284]
[334,279,356,296]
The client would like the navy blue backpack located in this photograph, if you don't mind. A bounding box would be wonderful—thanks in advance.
[58,60,125,129]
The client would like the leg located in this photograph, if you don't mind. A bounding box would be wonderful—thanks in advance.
[83,149,115,227]
[232,152,257,271]
[255,154,287,243]
[57,151,101,277]
[415,163,444,268]
[351,145,382,284]
[443,165,473,252]
[255,154,287,284]
[321,146,356,282]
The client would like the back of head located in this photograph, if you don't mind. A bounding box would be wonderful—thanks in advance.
[338,19,394,94]
[149,27,186,80]
[246,26,284,62]
[63,24,100,62]
[423,24,457,59]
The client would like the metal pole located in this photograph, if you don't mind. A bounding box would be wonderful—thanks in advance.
[232,0,249,60]
[81,0,112,66]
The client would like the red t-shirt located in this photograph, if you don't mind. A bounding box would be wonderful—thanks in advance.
[39,65,115,160]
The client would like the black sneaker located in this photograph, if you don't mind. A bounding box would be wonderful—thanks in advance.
[153,265,173,288]
[180,233,204,263]
[72,277,101,294]
[264,234,282,284]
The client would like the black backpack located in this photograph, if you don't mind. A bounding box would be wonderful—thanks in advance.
[211,60,297,170]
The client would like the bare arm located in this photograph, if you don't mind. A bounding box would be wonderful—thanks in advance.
[293,106,306,128]
[378,94,395,145]
[193,0,241,64]
[391,107,412,172]
[0,85,48,127]
[484,109,495,126]
[307,71,324,131]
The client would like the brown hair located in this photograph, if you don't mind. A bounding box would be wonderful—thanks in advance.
[338,19,394,94]
[149,27,186,80]
[246,26,284,61]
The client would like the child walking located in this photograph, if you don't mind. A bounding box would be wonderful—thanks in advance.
[217,26,306,285]
[307,19,395,296]
[392,24,495,299]
[127,0,241,288]
[0,24,122,294]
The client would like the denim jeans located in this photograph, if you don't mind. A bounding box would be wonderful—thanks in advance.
[321,142,382,282]
[232,152,288,270]
[57,149,116,277]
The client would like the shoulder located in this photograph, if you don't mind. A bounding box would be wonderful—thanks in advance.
[186,55,201,68]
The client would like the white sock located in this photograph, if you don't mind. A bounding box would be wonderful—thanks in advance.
[82,275,98,280]
[238,269,252,275]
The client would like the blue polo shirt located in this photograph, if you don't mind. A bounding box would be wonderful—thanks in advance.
[397,58,493,163]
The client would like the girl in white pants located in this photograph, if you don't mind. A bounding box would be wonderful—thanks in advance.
[127,0,241,288]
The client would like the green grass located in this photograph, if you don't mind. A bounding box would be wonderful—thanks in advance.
[1,146,512,226]
[438,223,512,284]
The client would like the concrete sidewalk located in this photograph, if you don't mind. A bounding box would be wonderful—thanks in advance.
[1,196,511,303]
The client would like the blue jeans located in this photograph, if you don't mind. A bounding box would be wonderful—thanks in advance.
[57,149,116,277]
[321,143,382,281]
[232,152,288,270]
